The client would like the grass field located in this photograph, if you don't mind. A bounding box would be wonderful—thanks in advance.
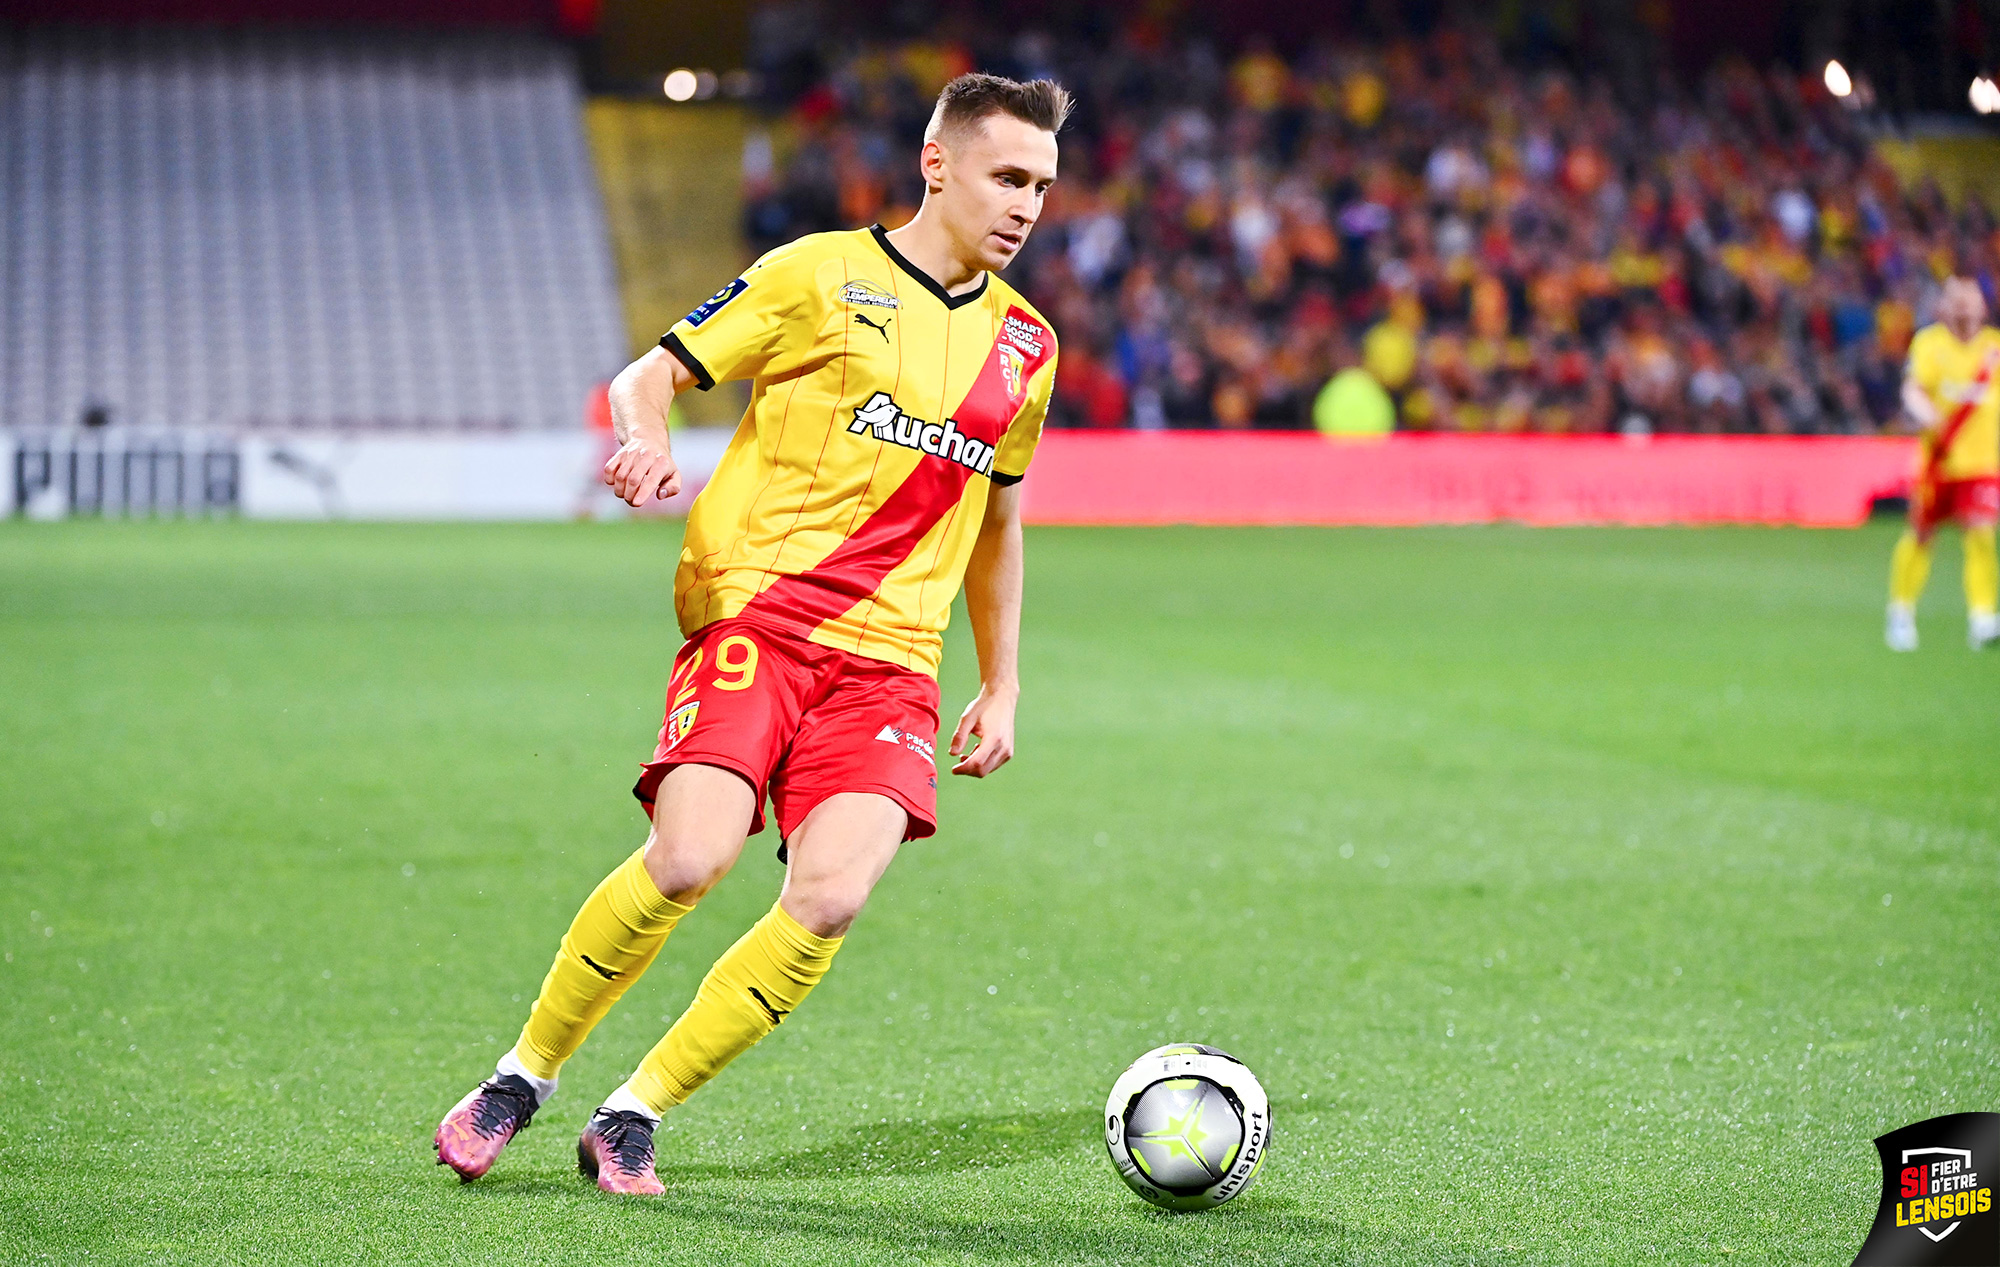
[1,519,1995,1265]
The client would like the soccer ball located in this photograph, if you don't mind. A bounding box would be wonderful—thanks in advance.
[1103,1043,1270,1211]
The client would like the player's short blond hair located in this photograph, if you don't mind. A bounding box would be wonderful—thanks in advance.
[923,73,1073,148]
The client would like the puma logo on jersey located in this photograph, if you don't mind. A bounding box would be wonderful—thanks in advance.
[854,311,891,342]
[848,391,996,476]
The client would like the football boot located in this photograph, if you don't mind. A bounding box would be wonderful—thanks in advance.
[577,1107,666,1196]
[1886,604,1918,652]
[433,1073,539,1182]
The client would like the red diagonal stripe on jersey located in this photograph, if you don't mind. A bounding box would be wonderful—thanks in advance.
[738,306,1054,641]
[1927,349,1998,478]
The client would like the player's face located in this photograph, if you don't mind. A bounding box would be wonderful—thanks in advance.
[934,115,1058,273]
[1941,280,1987,340]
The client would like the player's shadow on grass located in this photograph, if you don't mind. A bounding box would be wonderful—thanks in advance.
[465,1110,1095,1194]
[667,1107,1098,1182]
[463,1111,1349,1255]
[644,1189,1345,1261]
[655,1111,1345,1257]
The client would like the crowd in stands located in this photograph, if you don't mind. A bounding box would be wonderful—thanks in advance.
[742,22,1997,434]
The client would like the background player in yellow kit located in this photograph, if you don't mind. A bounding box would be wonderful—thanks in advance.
[432,73,1067,1195]
[1887,277,2000,651]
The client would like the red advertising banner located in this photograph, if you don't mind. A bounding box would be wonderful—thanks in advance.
[1020,433,1917,528]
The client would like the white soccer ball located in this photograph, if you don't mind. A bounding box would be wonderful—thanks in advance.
[1103,1043,1270,1211]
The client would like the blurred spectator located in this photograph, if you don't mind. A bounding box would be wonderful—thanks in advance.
[1313,365,1395,436]
[1686,339,1747,432]
[1055,342,1131,429]
[743,17,2000,433]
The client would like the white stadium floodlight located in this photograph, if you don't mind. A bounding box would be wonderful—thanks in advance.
[1971,76,2000,114]
[1824,60,1852,98]
[664,68,698,102]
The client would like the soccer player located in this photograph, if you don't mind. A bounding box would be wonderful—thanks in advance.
[1887,276,2000,651]
[432,73,1067,1196]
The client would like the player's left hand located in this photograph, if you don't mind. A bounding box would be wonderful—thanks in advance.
[949,684,1017,777]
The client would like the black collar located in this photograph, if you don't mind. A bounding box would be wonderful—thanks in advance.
[871,225,990,310]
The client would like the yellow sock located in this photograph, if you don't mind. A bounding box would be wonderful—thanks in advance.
[1965,526,1998,615]
[625,901,841,1114]
[515,847,692,1081]
[1890,531,1933,607]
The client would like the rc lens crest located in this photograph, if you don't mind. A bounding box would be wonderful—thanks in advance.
[666,701,700,749]
[998,343,1026,405]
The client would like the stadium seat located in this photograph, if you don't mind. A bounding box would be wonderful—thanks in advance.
[1,27,627,432]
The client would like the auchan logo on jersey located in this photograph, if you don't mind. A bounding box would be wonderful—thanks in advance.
[848,391,996,476]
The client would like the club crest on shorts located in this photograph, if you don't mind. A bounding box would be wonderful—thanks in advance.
[666,701,700,750]
[998,343,1026,406]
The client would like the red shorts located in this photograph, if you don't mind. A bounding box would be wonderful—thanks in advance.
[1913,476,2000,540]
[633,617,941,850]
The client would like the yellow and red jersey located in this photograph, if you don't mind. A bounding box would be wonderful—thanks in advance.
[662,227,1058,677]
[1906,322,2000,481]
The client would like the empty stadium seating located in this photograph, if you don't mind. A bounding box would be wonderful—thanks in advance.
[1,27,627,431]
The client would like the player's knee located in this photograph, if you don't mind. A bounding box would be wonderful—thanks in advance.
[642,833,736,906]
[784,882,871,938]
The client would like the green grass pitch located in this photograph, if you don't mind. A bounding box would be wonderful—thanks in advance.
[1,519,1994,1265]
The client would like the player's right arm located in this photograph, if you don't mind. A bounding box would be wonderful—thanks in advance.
[1901,328,1942,431]
[604,346,700,507]
[1901,373,1940,430]
[607,241,829,507]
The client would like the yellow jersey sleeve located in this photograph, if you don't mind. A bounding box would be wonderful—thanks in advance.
[991,347,1056,485]
[1906,324,1944,396]
[661,241,830,389]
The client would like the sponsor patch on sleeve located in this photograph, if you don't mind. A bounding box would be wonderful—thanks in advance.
[839,279,901,309]
[682,277,748,328]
